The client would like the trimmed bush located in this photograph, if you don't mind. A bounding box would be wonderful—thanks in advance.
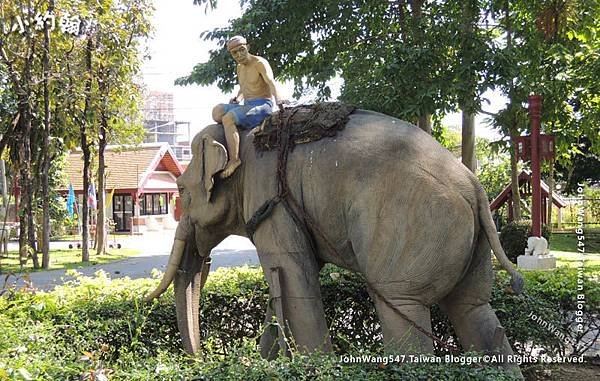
[500,220,551,263]
[0,264,597,380]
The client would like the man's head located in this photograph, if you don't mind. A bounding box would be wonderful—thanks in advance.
[227,35,250,64]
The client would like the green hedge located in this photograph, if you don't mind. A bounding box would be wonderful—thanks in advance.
[0,264,598,380]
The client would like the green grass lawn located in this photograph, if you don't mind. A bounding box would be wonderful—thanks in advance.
[0,247,141,274]
[549,232,600,268]
[549,232,600,254]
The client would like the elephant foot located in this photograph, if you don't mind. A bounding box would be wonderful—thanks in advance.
[440,301,524,379]
[220,158,241,178]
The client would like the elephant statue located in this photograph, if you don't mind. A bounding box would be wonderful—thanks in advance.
[525,236,549,256]
[146,110,524,376]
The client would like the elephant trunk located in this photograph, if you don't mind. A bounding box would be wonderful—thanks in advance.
[174,243,211,355]
[144,217,194,301]
[144,216,212,354]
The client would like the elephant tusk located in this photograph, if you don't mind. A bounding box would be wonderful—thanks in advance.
[144,239,186,301]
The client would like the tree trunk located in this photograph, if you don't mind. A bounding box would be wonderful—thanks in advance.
[41,0,53,268]
[26,173,37,258]
[509,134,521,221]
[409,1,433,135]
[21,113,39,268]
[461,111,476,172]
[417,113,432,134]
[0,160,7,211]
[80,37,94,263]
[547,163,554,229]
[459,0,478,173]
[17,169,28,266]
[96,123,107,256]
[505,3,520,222]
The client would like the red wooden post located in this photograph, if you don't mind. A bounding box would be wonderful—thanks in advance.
[528,95,542,237]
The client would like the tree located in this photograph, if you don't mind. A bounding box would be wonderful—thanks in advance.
[1,0,149,265]
[40,0,55,268]
[90,0,150,256]
[0,3,45,267]
[480,0,600,223]
[179,1,461,134]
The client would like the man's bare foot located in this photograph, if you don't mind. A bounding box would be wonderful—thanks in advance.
[220,158,242,178]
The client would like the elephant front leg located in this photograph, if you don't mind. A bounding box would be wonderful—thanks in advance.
[259,250,333,355]
[259,303,280,359]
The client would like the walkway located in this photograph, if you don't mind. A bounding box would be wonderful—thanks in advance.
[2,232,258,291]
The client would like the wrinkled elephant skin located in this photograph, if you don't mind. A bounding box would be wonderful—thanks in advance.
[146,110,524,378]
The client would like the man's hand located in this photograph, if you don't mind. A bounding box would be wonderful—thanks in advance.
[276,99,289,112]
[229,97,239,104]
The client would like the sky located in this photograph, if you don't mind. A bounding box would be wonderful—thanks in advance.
[142,0,503,141]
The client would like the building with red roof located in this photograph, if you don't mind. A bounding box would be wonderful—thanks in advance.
[60,143,183,233]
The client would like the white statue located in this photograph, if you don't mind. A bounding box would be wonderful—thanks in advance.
[524,236,549,256]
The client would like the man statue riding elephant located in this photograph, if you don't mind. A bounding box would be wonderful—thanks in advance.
[146,35,526,379]
[212,35,286,178]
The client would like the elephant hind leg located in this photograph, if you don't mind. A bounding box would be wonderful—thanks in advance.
[439,300,522,378]
[369,288,434,354]
[439,232,523,378]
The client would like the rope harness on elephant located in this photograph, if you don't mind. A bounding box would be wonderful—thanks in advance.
[245,105,461,355]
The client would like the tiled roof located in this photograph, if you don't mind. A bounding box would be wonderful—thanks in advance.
[63,143,182,192]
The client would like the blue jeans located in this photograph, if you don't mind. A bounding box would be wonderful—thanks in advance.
[221,98,274,129]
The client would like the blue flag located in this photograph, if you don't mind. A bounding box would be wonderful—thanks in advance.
[67,183,75,218]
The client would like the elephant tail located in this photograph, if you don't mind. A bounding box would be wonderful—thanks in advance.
[476,184,524,295]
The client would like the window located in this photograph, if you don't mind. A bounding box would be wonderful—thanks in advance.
[140,193,168,215]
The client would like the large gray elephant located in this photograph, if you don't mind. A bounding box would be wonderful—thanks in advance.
[146,110,524,375]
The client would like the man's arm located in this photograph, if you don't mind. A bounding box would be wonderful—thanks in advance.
[231,88,244,103]
[255,58,284,104]
[231,66,244,103]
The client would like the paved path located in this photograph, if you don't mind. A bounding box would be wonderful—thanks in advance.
[2,233,258,291]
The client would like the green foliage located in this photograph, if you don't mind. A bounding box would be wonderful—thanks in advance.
[585,187,600,225]
[1,264,597,379]
[500,220,551,263]
[486,0,600,184]
[477,154,512,202]
[0,0,153,265]
[436,126,462,156]
[555,137,600,194]
[495,265,600,357]
[180,1,497,123]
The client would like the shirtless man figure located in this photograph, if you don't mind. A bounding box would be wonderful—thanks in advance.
[212,35,285,178]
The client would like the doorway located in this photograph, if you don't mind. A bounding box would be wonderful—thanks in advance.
[113,194,133,232]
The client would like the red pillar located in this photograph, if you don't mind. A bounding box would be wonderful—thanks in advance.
[528,95,542,237]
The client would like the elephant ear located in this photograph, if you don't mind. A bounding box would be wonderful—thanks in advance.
[201,134,228,202]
